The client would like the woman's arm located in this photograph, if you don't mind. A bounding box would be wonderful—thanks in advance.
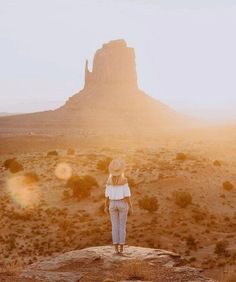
[124,197,133,214]
[104,197,109,214]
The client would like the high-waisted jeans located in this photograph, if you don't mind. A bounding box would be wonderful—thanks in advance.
[109,199,128,245]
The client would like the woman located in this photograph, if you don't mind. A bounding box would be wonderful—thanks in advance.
[104,158,133,254]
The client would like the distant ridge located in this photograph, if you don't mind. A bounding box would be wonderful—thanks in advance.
[0,112,21,116]
[0,39,193,136]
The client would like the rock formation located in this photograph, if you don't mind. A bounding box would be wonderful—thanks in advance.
[19,246,215,282]
[0,39,193,136]
[84,39,138,89]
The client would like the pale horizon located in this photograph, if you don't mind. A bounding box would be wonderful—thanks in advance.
[1,0,236,122]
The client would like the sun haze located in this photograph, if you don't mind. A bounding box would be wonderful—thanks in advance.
[0,0,236,122]
[0,2,236,282]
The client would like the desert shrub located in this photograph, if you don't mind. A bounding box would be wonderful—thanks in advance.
[138,195,159,212]
[83,175,98,188]
[215,240,229,256]
[223,181,234,191]
[186,235,197,249]
[10,160,24,173]
[9,211,32,221]
[174,190,192,208]
[24,172,39,184]
[7,235,16,251]
[66,175,80,188]
[4,159,24,173]
[73,183,91,200]
[62,190,71,200]
[67,148,75,155]
[58,220,71,233]
[3,158,16,169]
[176,153,187,161]
[66,174,95,200]
[192,208,205,222]
[224,216,230,222]
[121,259,153,280]
[158,173,165,179]
[213,160,221,166]
[98,203,105,214]
[127,176,136,188]
[47,150,58,156]
[96,157,112,172]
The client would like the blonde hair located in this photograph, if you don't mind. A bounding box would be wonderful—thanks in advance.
[107,173,127,186]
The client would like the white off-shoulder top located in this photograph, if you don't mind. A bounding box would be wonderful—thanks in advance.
[105,183,131,200]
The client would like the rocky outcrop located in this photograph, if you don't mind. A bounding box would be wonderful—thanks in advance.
[84,39,138,89]
[20,246,216,282]
[0,39,194,135]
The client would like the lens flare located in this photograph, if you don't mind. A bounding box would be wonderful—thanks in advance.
[55,162,72,180]
[6,174,40,208]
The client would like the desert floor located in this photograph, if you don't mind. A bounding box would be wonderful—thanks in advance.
[0,128,236,281]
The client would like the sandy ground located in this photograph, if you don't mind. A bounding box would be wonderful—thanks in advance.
[0,128,236,281]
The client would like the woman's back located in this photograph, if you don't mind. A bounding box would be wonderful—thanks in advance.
[105,182,131,200]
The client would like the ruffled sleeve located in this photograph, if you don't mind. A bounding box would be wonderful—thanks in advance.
[123,183,131,197]
[105,185,109,198]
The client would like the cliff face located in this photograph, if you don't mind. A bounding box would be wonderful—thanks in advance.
[62,38,141,112]
[84,39,138,89]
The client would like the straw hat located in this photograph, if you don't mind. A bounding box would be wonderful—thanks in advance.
[109,159,125,176]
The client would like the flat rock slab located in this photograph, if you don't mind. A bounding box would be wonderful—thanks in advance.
[21,270,83,282]
[84,245,180,263]
[20,245,216,282]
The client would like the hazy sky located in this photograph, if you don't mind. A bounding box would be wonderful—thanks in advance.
[0,0,236,121]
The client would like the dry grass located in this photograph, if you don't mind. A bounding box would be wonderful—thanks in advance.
[0,263,22,278]
[221,267,236,282]
[120,259,153,280]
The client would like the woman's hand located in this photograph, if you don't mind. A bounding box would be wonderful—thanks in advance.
[104,206,109,215]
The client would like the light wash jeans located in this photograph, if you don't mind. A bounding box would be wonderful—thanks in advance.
[109,199,128,245]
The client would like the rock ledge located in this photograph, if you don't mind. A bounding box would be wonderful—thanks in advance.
[20,245,216,282]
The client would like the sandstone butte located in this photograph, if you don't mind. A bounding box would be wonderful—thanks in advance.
[0,39,194,136]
